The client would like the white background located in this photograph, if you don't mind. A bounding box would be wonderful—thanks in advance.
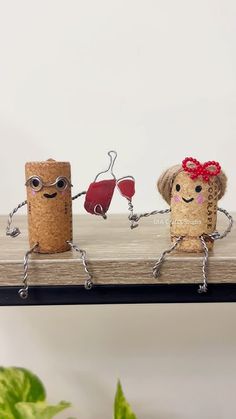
[0,1,235,418]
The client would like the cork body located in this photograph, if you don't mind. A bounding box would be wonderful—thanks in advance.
[170,171,218,252]
[25,160,72,254]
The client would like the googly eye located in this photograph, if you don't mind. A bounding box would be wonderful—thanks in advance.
[195,185,202,193]
[176,184,181,192]
[29,177,43,191]
[56,177,68,191]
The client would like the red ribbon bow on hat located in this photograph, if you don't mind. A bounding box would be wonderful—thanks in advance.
[182,157,221,182]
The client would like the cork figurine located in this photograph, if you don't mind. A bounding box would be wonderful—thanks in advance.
[6,151,135,299]
[130,157,233,293]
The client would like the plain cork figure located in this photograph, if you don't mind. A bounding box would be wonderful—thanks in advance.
[131,157,233,293]
[6,159,93,299]
[25,160,73,254]
[6,151,135,300]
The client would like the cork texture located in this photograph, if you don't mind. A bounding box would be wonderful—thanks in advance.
[170,171,218,252]
[25,160,72,254]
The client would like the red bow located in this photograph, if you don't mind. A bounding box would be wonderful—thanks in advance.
[182,157,221,182]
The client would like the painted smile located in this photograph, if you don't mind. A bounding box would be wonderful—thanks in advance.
[44,192,57,199]
[182,197,194,203]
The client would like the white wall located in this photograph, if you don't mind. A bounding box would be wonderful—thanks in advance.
[0,0,235,214]
[0,1,236,418]
[1,304,236,419]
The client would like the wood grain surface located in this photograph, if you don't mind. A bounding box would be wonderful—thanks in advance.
[0,213,235,286]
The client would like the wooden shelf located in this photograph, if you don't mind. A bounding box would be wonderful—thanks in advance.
[0,213,235,305]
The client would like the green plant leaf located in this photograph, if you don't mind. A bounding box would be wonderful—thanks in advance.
[15,401,71,419]
[114,380,137,419]
[0,367,46,419]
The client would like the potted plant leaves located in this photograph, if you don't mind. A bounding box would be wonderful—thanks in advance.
[0,367,137,418]
[0,367,71,418]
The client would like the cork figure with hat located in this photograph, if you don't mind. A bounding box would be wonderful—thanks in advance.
[130,157,233,293]
[6,152,136,299]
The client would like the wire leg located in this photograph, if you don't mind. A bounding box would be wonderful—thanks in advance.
[198,236,208,294]
[153,236,183,278]
[67,241,93,290]
[18,243,38,299]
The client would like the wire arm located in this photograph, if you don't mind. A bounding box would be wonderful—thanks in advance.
[208,207,233,240]
[72,191,87,201]
[6,200,27,238]
[129,208,171,228]
[127,200,138,229]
